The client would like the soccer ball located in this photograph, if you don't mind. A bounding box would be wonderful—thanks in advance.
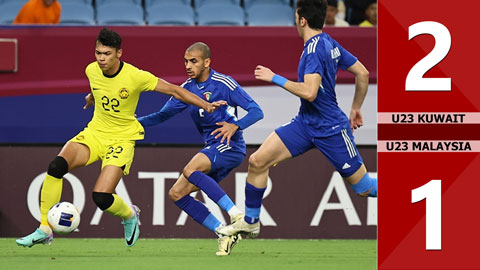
[47,202,80,234]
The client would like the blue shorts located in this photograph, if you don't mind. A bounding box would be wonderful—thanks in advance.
[275,119,363,177]
[200,141,245,182]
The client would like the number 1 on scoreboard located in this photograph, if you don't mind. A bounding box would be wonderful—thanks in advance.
[411,180,442,250]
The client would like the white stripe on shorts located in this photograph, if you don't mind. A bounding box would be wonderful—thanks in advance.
[341,129,357,158]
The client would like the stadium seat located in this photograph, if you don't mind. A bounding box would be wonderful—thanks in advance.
[145,0,191,8]
[244,0,290,9]
[247,4,294,26]
[96,0,141,8]
[96,3,144,25]
[146,3,195,26]
[194,0,240,9]
[197,4,245,26]
[57,0,93,4]
[0,0,26,3]
[60,2,95,25]
[0,1,24,24]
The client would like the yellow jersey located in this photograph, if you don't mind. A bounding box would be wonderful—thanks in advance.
[85,61,158,140]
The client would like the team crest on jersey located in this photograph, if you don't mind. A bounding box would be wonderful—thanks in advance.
[119,88,129,99]
[203,91,212,101]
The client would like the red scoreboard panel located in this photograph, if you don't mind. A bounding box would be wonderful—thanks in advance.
[379,1,480,269]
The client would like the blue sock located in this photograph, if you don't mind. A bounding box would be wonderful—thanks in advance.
[189,171,235,212]
[174,195,221,232]
[244,181,266,224]
[351,173,377,197]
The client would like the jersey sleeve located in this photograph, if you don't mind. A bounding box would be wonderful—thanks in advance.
[226,82,264,130]
[85,62,95,81]
[137,96,187,127]
[226,83,254,109]
[334,41,358,70]
[136,69,159,92]
[304,51,324,76]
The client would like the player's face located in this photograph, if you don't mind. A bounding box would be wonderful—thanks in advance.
[184,49,210,82]
[95,41,122,74]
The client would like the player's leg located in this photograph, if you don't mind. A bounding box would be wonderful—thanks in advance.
[16,141,91,247]
[345,164,377,197]
[170,175,225,231]
[91,140,140,246]
[217,120,313,237]
[184,148,244,220]
[182,148,246,256]
[315,128,377,197]
[216,132,292,237]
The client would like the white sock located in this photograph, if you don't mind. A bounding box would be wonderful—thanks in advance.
[227,206,242,217]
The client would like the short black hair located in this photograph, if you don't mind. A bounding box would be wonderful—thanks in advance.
[327,0,338,8]
[296,0,327,30]
[96,28,122,51]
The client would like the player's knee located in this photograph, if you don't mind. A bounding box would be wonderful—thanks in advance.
[92,192,114,210]
[248,153,268,171]
[168,187,183,202]
[182,167,195,179]
[350,173,377,198]
[47,156,69,178]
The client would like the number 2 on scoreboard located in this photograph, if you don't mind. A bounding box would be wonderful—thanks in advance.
[406,21,451,91]
[411,180,442,250]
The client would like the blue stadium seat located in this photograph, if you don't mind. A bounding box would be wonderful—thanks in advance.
[96,3,144,25]
[197,4,244,26]
[0,1,24,24]
[145,0,191,8]
[194,0,239,9]
[60,2,95,25]
[0,0,27,3]
[247,4,294,26]
[146,3,195,26]
[96,0,141,8]
[57,0,92,4]
[244,0,290,9]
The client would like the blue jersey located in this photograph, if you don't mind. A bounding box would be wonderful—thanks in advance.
[140,69,261,154]
[297,32,357,137]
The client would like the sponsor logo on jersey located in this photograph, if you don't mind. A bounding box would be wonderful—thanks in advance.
[75,135,84,140]
[119,88,129,99]
[203,91,212,101]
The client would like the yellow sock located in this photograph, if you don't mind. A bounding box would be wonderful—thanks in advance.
[105,194,133,220]
[40,174,63,226]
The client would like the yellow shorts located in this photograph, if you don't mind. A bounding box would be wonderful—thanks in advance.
[69,127,135,175]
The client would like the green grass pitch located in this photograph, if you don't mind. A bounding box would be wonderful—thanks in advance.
[1,238,376,270]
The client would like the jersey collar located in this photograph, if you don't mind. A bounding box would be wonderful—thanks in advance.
[195,68,215,90]
[103,61,124,78]
[304,32,325,47]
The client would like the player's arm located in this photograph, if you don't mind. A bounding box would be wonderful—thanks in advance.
[83,93,94,110]
[212,101,264,145]
[154,78,226,113]
[137,98,186,127]
[346,60,369,130]
[254,65,321,102]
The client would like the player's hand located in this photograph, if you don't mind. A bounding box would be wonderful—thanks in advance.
[349,108,364,131]
[83,93,94,110]
[205,100,227,113]
[211,122,239,145]
[254,65,275,82]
